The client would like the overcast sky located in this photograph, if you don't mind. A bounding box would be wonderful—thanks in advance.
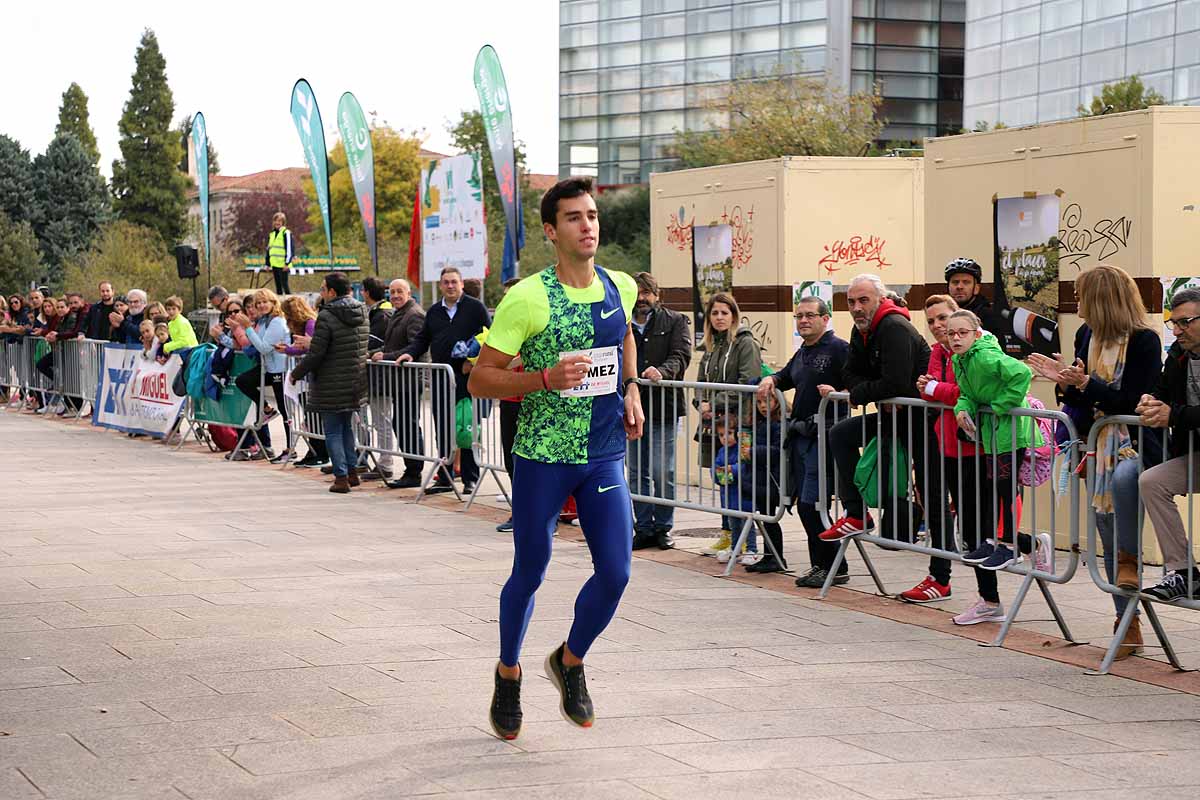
[1,1,560,178]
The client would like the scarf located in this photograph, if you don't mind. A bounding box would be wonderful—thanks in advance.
[1090,334,1136,513]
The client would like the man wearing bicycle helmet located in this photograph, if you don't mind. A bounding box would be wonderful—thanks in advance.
[944,258,990,316]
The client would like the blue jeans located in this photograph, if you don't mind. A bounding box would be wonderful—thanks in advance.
[1096,456,1142,616]
[321,411,357,478]
[629,418,678,533]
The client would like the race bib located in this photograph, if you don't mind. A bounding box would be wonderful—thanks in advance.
[560,346,619,398]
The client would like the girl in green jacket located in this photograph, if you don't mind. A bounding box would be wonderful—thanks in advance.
[947,309,1050,573]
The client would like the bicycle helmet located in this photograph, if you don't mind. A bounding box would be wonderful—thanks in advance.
[944,257,983,283]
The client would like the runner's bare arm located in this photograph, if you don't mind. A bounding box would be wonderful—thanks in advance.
[623,324,644,440]
[468,344,592,399]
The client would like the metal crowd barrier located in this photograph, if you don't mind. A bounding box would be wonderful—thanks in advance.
[1084,414,1194,674]
[54,338,105,418]
[626,378,790,577]
[179,357,269,459]
[465,395,511,511]
[352,360,459,503]
[816,391,1082,648]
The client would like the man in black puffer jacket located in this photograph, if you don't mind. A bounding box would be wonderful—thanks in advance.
[290,272,369,493]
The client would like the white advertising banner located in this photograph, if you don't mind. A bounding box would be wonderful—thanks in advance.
[420,153,488,281]
[93,345,186,438]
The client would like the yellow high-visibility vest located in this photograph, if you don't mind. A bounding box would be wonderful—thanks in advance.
[268,227,290,269]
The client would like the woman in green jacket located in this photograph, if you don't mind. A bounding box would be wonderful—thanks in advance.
[947,309,1050,574]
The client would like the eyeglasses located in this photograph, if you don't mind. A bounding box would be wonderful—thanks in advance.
[946,329,975,339]
[1169,315,1200,330]
[793,312,822,320]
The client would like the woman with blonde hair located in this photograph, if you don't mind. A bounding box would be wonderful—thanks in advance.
[1030,264,1162,660]
[275,294,328,468]
[227,288,292,462]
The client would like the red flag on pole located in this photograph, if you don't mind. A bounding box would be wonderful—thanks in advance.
[406,192,421,287]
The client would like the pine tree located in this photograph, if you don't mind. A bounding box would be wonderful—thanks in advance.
[0,211,44,292]
[34,133,109,286]
[0,135,40,228]
[54,83,100,166]
[111,29,189,245]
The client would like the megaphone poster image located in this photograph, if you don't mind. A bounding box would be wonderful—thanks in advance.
[992,195,1061,358]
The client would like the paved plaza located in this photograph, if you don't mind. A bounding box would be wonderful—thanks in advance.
[5,412,1200,799]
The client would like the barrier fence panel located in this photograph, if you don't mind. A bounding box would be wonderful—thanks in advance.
[626,378,789,577]
[816,391,1082,647]
[1084,414,1194,674]
[55,338,105,419]
[354,360,459,503]
[466,395,509,511]
[181,356,268,459]
[280,354,326,462]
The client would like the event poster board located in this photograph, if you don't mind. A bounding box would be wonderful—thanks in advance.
[1162,277,1200,355]
[792,280,834,350]
[192,353,257,427]
[691,224,733,347]
[992,195,1062,358]
[420,153,487,281]
[92,345,187,438]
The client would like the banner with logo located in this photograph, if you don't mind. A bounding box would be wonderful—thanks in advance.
[420,154,487,281]
[191,111,209,265]
[992,195,1061,358]
[337,92,377,275]
[691,224,733,347]
[1162,277,1200,355]
[290,78,334,264]
[474,45,520,278]
[92,345,186,438]
[792,281,833,350]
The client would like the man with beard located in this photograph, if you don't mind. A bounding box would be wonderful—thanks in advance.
[628,271,691,550]
[83,282,117,341]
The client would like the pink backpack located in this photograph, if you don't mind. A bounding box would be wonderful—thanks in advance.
[1020,396,1056,487]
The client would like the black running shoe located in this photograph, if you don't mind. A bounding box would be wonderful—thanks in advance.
[545,643,594,727]
[489,666,522,740]
[1143,571,1200,604]
[961,539,996,565]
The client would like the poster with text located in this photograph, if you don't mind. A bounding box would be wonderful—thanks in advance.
[993,195,1062,358]
[792,281,834,350]
[92,346,186,438]
[420,153,487,281]
[1162,277,1200,355]
[692,224,733,347]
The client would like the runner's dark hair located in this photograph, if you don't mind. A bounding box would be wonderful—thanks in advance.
[541,177,595,227]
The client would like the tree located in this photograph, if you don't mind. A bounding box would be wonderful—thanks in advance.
[595,186,649,251]
[0,211,44,293]
[222,186,311,256]
[33,133,109,287]
[0,135,39,228]
[63,221,180,307]
[54,82,100,166]
[673,70,884,168]
[110,29,189,246]
[302,125,424,260]
[174,114,220,175]
[1079,75,1167,116]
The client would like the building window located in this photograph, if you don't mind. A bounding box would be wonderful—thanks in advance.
[1041,0,1083,31]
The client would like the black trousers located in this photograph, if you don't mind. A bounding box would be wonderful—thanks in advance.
[500,399,521,478]
[272,268,290,295]
[235,370,289,450]
[390,382,426,478]
[943,455,999,602]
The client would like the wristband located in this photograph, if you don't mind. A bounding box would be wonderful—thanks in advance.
[541,368,551,391]
[622,376,638,392]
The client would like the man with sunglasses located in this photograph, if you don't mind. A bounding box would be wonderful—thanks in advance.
[1138,288,1200,603]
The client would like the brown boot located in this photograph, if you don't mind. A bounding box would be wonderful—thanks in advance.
[1114,614,1143,660]
[347,468,361,488]
[1116,552,1140,591]
[329,476,351,494]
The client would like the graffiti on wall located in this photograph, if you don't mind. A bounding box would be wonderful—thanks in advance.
[666,205,694,252]
[1056,202,1134,270]
[817,235,891,276]
[742,315,773,352]
[720,205,755,269]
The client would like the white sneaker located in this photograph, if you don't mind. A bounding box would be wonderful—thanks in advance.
[1033,533,1054,574]
[739,552,762,566]
[715,549,733,563]
[952,596,1006,626]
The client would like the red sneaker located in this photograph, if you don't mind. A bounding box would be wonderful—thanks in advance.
[818,516,871,542]
[900,575,951,604]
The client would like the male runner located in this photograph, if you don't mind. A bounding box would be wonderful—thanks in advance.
[468,177,644,740]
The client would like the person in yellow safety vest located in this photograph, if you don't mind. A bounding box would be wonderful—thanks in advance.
[266,211,294,296]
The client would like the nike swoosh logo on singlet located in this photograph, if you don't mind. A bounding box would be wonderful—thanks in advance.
[598,484,620,493]
[600,308,619,319]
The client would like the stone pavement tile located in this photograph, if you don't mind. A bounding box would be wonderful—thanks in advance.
[1036,673,1177,697]
[0,600,82,619]
[582,647,794,672]
[74,715,309,756]
[929,792,1176,800]
[0,585,135,604]
[0,732,94,768]
[0,675,217,713]
[432,779,660,800]
[324,607,482,627]
[281,695,562,736]
[836,726,1125,761]
[532,688,734,718]
[227,727,514,774]
[0,767,41,799]
[880,700,1099,729]
[193,664,404,696]
[315,623,483,647]
[630,768,871,800]
[805,756,1124,799]
[282,642,448,666]
[738,660,965,684]
[1056,750,1200,786]
[411,746,697,792]
[0,665,78,690]
[23,747,239,800]
[584,667,777,692]
[651,736,893,771]
[1067,720,1200,749]
[666,706,930,741]
[894,676,1161,705]
[146,687,366,721]
[596,625,812,651]
[117,580,252,596]
[71,594,221,612]
[1031,692,1200,722]
[773,618,954,644]
[509,715,714,752]
[755,640,966,665]
[34,608,196,631]
[925,654,1083,679]
[0,702,168,736]
[0,623,158,650]
[690,680,942,711]
[27,571,176,589]
[0,617,52,633]
[59,652,311,683]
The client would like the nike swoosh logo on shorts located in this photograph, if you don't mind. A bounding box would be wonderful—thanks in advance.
[600,308,619,319]
[598,484,620,493]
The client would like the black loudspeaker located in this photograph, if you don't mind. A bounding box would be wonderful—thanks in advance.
[175,245,200,279]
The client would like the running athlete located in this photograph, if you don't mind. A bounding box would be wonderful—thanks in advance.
[468,177,645,740]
